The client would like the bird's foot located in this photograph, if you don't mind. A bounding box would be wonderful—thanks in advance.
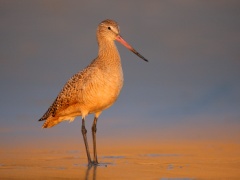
[88,161,99,167]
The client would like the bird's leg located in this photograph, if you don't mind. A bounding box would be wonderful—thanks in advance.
[92,117,99,164]
[81,117,92,165]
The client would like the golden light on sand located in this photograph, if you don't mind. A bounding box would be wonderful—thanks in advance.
[1,139,240,179]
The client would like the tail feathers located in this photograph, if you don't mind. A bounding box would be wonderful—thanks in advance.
[38,109,53,122]
[38,117,46,121]
[42,117,61,128]
[41,116,75,128]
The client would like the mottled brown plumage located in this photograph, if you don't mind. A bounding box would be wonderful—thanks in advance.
[39,20,123,128]
[39,19,148,166]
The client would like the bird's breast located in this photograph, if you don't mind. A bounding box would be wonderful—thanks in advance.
[80,65,123,114]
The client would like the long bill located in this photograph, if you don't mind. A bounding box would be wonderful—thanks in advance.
[115,35,148,62]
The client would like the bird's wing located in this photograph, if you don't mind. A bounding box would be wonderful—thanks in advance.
[38,66,97,121]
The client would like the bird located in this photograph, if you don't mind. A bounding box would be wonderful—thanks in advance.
[39,19,148,166]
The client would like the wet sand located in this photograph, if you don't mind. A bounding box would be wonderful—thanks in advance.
[0,141,239,180]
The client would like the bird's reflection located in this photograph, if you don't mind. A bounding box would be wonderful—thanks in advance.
[85,165,97,180]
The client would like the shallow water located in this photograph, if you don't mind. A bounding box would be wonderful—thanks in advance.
[0,142,239,179]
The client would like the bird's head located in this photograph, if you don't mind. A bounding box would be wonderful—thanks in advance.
[97,19,148,62]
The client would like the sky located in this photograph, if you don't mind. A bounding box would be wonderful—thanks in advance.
[1,1,240,149]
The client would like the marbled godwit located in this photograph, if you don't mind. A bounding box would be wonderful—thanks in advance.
[39,19,148,166]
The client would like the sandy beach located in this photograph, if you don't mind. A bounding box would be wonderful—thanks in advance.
[1,140,239,180]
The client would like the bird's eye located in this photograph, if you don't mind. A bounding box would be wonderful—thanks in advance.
[108,27,111,30]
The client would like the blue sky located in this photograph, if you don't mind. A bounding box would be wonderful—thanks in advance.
[1,1,240,148]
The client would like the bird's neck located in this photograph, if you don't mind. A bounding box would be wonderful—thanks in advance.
[97,37,121,66]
